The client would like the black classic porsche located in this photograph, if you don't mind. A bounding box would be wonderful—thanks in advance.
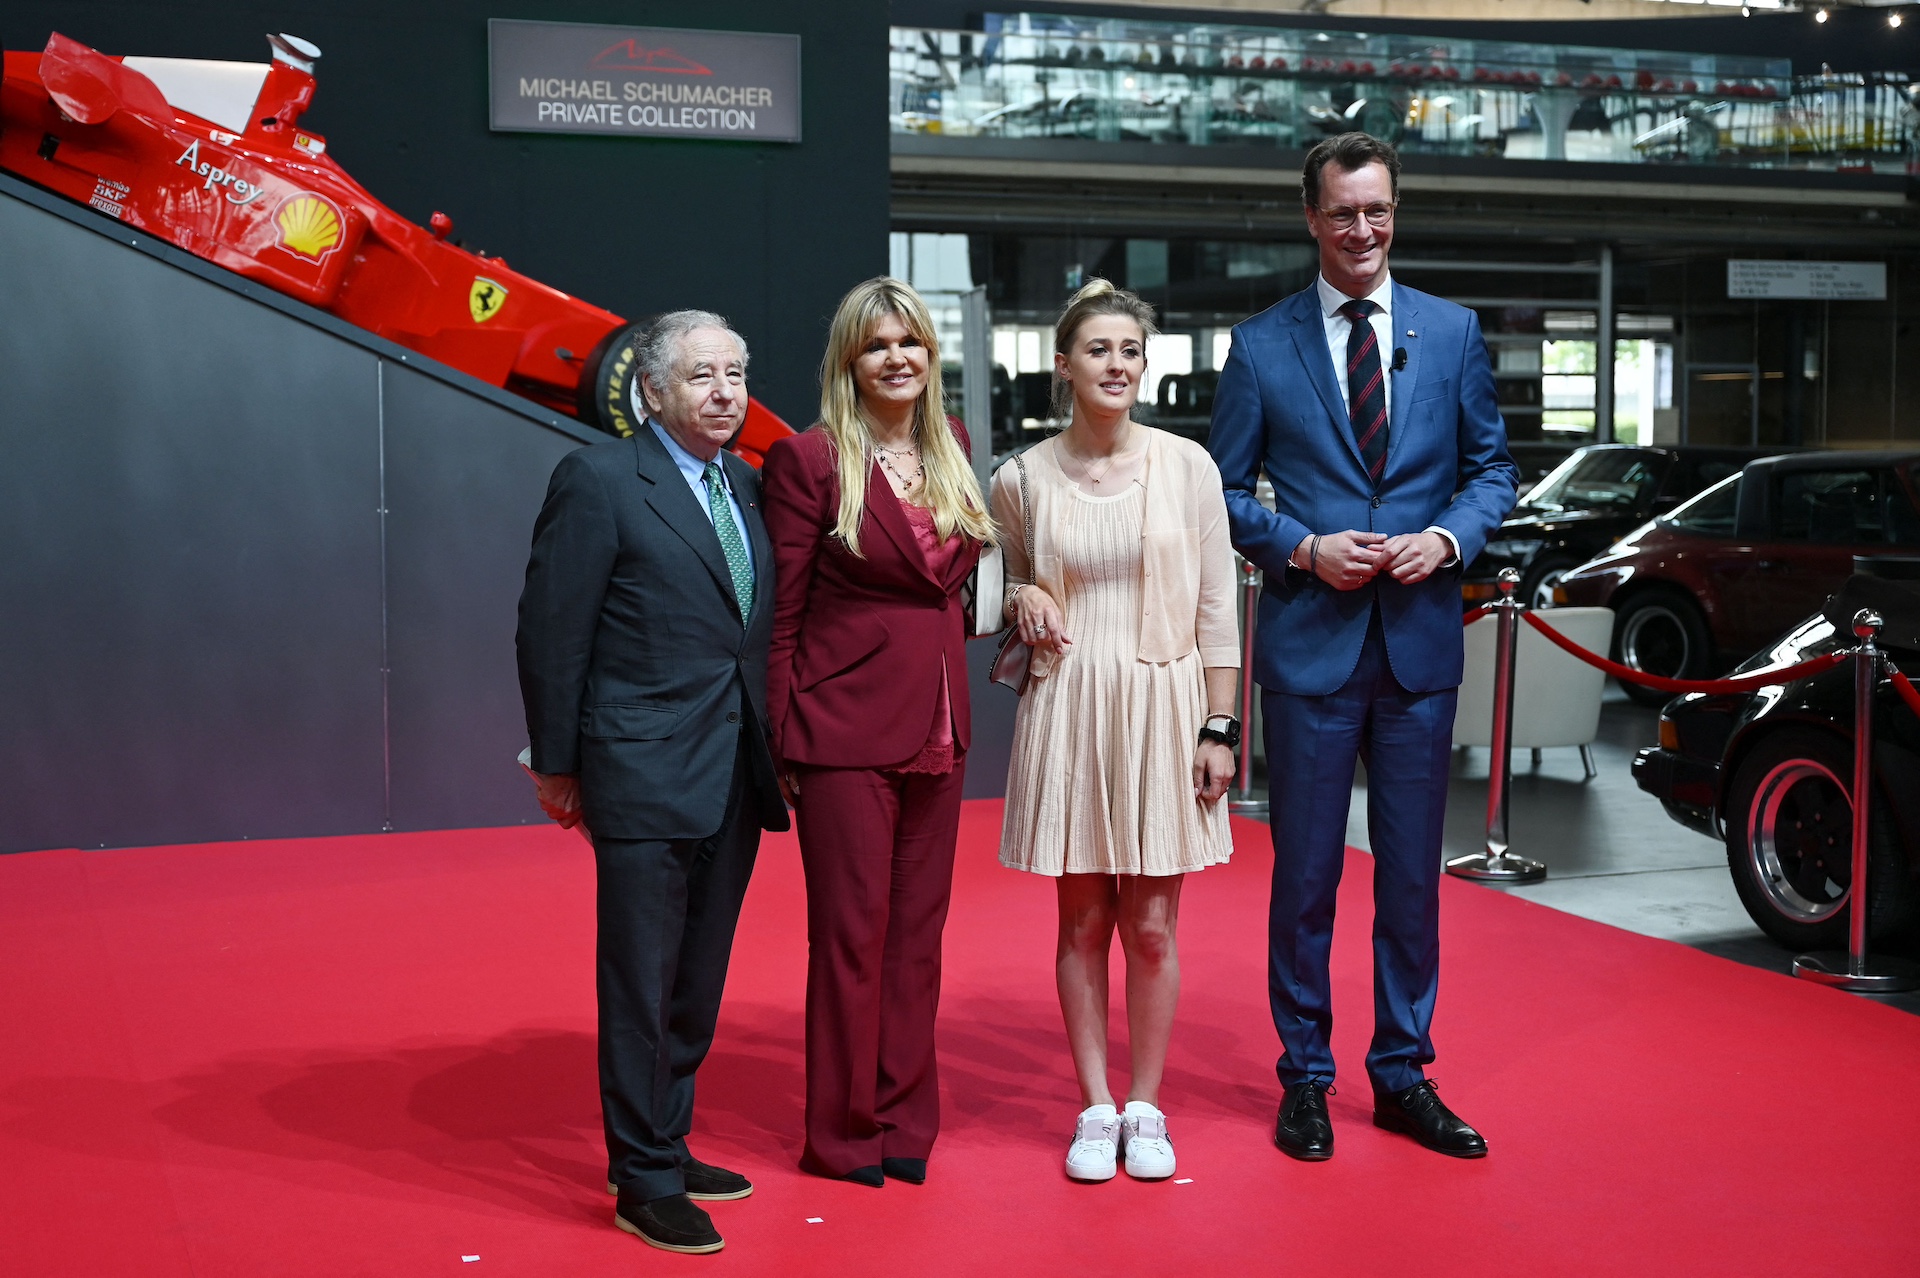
[1465,443,1778,611]
[1632,566,1920,950]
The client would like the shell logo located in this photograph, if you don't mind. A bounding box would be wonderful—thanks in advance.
[273,193,343,262]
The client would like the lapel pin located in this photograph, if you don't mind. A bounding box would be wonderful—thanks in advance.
[1406,329,1417,337]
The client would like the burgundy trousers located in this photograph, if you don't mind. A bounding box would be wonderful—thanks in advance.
[794,762,966,1177]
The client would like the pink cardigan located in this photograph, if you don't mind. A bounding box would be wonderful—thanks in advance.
[990,428,1240,681]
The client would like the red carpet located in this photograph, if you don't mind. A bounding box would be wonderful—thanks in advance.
[3,803,1918,1276]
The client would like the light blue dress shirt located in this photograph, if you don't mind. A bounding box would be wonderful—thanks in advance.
[649,418,754,574]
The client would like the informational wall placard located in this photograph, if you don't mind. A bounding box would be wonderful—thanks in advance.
[1727,259,1887,300]
[489,19,800,143]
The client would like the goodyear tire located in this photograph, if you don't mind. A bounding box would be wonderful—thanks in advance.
[1723,726,1914,950]
[577,321,651,438]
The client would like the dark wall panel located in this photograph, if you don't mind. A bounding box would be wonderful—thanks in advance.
[381,368,575,832]
[0,194,386,851]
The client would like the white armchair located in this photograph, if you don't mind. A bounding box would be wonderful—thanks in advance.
[1453,607,1615,779]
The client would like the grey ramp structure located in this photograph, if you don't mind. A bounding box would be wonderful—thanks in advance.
[0,173,599,853]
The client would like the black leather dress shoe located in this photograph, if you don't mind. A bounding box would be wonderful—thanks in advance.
[614,1191,724,1255]
[1274,1081,1334,1161]
[683,1155,753,1201]
[1373,1080,1487,1158]
[842,1165,884,1188]
[881,1157,926,1184]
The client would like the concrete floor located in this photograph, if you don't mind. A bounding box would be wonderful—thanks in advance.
[1333,686,1920,1017]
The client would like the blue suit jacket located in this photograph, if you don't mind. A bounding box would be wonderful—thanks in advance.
[1209,281,1519,697]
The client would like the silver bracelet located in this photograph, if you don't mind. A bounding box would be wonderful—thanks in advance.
[1004,583,1027,611]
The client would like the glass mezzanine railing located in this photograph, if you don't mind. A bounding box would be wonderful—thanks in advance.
[892,15,1917,174]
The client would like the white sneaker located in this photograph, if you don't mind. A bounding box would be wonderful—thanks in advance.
[1064,1104,1121,1181]
[1121,1101,1176,1180]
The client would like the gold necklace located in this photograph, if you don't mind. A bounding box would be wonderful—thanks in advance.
[1062,424,1135,488]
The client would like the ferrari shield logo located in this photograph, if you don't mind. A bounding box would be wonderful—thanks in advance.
[469,277,508,323]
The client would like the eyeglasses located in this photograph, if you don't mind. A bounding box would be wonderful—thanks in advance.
[1313,202,1397,230]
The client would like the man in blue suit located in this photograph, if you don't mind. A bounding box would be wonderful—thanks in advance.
[1209,134,1518,1162]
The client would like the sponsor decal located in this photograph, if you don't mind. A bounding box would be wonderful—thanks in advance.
[293,132,327,158]
[469,277,509,323]
[210,130,239,144]
[88,176,130,219]
[174,140,269,205]
[273,192,344,261]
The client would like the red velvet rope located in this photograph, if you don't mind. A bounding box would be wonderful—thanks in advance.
[1521,610,1851,694]
[1891,667,1920,721]
[1462,604,1495,626]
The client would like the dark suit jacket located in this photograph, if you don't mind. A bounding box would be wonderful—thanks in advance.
[1208,281,1519,696]
[760,422,983,770]
[516,428,789,841]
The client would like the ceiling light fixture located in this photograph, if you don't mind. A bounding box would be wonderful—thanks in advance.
[1815,7,1829,20]
[1892,10,1905,26]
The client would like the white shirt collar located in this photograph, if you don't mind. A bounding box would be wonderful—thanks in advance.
[1316,271,1394,320]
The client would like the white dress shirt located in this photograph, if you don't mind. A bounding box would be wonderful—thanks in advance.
[1317,271,1397,421]
[649,418,754,574]
[1294,271,1459,569]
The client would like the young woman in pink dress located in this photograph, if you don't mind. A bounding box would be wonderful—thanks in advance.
[993,279,1241,1183]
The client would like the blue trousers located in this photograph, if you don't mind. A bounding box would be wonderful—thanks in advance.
[1262,617,1457,1095]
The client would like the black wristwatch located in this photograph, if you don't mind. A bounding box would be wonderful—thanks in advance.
[1199,715,1241,749]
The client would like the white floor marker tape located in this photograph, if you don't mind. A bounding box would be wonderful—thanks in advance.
[805,1217,824,1224]
[1174,1178,1193,1185]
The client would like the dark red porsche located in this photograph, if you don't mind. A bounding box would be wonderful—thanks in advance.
[1555,451,1920,704]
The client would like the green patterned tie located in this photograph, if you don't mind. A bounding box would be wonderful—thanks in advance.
[702,460,753,622]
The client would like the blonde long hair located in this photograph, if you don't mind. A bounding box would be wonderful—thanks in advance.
[818,277,993,556]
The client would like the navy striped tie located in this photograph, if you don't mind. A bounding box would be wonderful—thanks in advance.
[1341,299,1388,485]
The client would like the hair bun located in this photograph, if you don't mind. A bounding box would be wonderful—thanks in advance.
[1067,277,1117,306]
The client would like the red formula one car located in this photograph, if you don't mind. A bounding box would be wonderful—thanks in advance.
[0,31,791,463]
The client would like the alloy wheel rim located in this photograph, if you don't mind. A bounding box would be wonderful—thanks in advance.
[1530,568,1569,612]
[1749,758,1852,923]
[1620,603,1691,678]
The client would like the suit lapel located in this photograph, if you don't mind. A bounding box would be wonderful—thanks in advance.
[634,427,738,609]
[1284,290,1368,475]
[866,460,941,588]
[1385,283,1425,481]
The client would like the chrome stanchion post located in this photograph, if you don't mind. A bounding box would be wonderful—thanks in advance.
[1793,609,1920,992]
[1229,555,1268,817]
[1447,567,1547,884]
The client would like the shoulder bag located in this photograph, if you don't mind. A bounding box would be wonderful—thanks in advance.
[987,451,1034,694]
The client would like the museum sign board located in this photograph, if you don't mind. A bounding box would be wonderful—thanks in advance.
[489,18,801,143]
[1727,260,1887,301]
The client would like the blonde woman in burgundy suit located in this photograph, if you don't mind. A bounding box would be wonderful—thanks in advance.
[760,277,992,1188]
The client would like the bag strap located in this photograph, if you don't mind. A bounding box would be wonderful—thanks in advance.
[1013,450,1033,572]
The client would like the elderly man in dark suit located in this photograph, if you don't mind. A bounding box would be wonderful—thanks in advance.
[516,310,787,1256]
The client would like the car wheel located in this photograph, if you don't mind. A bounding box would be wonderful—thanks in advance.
[576,321,650,437]
[1611,589,1711,707]
[1521,555,1582,612]
[1723,727,1913,950]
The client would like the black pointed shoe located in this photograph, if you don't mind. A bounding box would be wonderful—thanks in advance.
[614,1191,724,1254]
[683,1156,753,1201]
[1274,1081,1335,1161]
[881,1157,927,1184]
[1372,1080,1487,1158]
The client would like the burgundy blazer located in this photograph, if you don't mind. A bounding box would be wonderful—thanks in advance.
[761,421,983,770]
